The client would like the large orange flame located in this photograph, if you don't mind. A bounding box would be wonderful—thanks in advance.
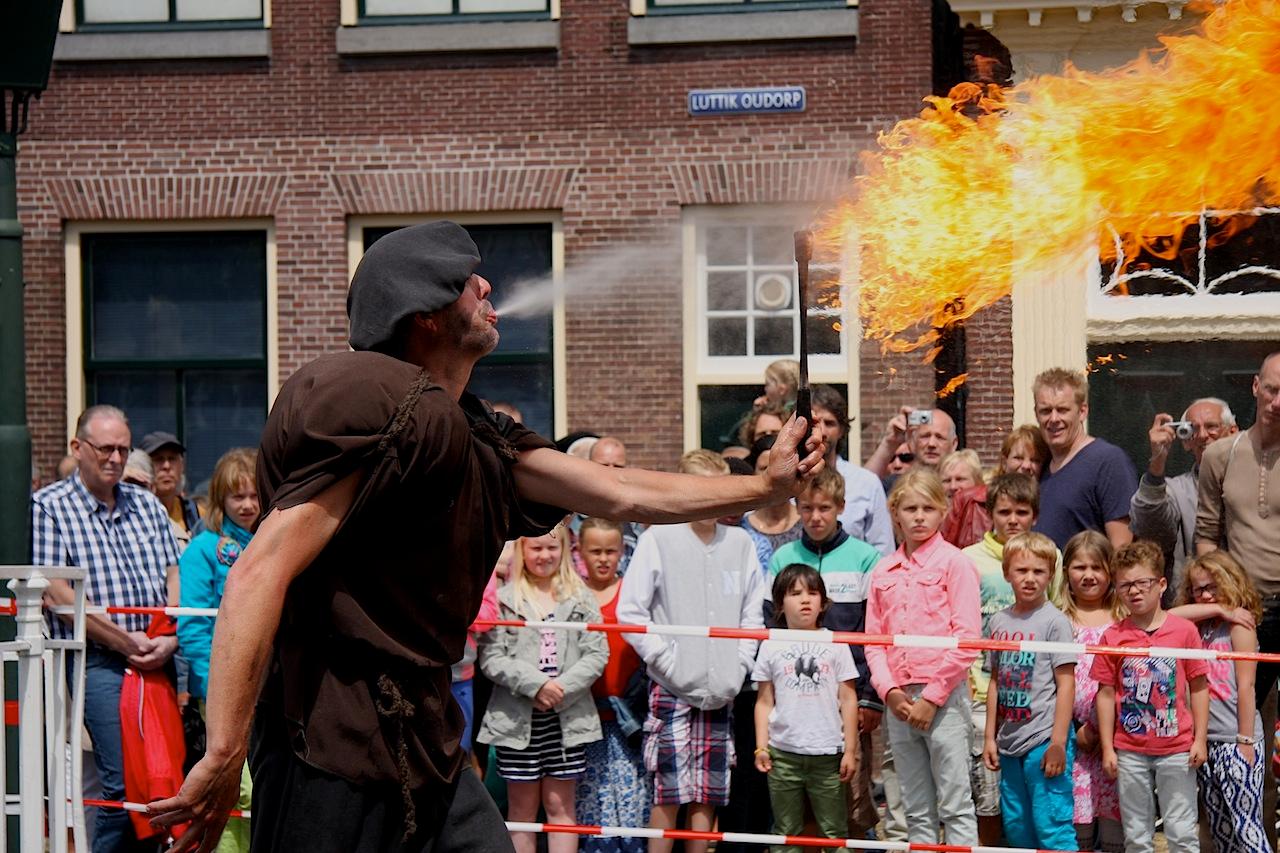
[820,0,1280,351]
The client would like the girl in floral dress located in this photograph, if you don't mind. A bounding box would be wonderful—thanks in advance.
[1058,530,1124,853]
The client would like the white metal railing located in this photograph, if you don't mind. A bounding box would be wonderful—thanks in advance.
[1,566,87,853]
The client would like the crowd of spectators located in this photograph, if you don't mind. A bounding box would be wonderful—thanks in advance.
[25,350,1280,853]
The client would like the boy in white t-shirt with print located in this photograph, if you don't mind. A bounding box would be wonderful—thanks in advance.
[753,564,859,853]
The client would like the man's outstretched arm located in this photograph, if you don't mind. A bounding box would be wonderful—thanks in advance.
[148,471,362,853]
[513,413,825,523]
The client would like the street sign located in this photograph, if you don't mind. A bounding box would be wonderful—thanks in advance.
[688,86,806,116]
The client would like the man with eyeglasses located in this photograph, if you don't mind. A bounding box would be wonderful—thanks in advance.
[1130,398,1238,604]
[30,404,182,853]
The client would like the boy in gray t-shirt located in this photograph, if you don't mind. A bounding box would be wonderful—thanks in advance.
[981,532,1077,850]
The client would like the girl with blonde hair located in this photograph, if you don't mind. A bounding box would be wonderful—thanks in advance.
[1172,551,1267,853]
[478,524,608,853]
[865,468,982,845]
[1058,530,1122,852]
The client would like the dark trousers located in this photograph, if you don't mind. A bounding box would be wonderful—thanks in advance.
[714,688,773,853]
[250,711,511,853]
[1253,597,1280,851]
[1253,598,1280,706]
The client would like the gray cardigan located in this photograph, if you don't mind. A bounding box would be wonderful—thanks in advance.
[1130,469,1197,592]
[476,583,608,750]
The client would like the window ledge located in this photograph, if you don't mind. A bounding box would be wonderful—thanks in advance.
[628,8,857,45]
[336,20,559,55]
[53,29,270,62]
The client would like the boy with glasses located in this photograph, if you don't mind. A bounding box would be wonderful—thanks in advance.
[1093,541,1209,853]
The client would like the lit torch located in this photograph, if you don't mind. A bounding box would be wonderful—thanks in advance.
[793,229,813,427]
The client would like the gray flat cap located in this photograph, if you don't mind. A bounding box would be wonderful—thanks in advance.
[347,221,482,351]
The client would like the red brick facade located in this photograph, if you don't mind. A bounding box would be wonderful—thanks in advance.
[20,0,1012,474]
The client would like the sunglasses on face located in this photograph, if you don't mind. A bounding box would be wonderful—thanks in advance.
[895,452,916,464]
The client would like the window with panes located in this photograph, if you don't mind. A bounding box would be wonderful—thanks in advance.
[76,0,264,29]
[359,0,550,22]
[697,219,845,450]
[82,231,269,487]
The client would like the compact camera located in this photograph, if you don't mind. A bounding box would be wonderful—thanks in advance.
[1167,420,1195,440]
[907,409,933,427]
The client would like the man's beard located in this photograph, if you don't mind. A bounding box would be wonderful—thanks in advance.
[444,305,498,357]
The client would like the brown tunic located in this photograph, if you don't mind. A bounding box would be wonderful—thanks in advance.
[1197,430,1280,596]
[255,350,563,792]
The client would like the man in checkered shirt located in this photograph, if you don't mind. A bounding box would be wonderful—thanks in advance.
[31,404,181,853]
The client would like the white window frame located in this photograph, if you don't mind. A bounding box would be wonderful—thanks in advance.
[1087,207,1280,341]
[63,219,279,445]
[340,0,561,22]
[629,0,856,14]
[61,0,272,30]
[681,205,860,450]
[1011,211,1280,424]
[346,213,567,438]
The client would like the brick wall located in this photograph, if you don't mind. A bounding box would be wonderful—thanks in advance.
[18,0,1007,477]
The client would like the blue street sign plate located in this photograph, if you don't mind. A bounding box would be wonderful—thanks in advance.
[688,86,806,116]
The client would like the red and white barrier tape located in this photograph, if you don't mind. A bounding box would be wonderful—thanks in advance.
[79,800,1072,851]
[473,618,1273,664]
[505,822,1075,852]
[11,601,1276,664]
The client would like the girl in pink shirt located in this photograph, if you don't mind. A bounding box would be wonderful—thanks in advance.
[865,469,982,845]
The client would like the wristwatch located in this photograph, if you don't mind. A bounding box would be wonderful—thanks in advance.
[1236,734,1259,745]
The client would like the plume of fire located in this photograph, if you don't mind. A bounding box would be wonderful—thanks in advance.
[820,0,1280,351]
[937,373,970,399]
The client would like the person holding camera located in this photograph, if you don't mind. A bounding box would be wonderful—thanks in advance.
[1130,399,1237,603]
[864,405,958,480]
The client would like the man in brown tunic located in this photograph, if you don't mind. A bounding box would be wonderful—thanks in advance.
[150,222,825,852]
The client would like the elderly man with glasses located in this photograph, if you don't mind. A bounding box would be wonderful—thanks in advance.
[1130,397,1237,601]
[30,404,182,853]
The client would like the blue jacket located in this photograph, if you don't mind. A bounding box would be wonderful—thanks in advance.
[177,519,252,699]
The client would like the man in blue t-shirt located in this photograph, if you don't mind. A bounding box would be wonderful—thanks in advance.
[1032,368,1137,549]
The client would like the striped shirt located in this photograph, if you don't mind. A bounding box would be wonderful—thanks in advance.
[31,472,180,639]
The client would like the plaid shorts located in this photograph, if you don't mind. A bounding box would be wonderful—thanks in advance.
[642,683,734,806]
